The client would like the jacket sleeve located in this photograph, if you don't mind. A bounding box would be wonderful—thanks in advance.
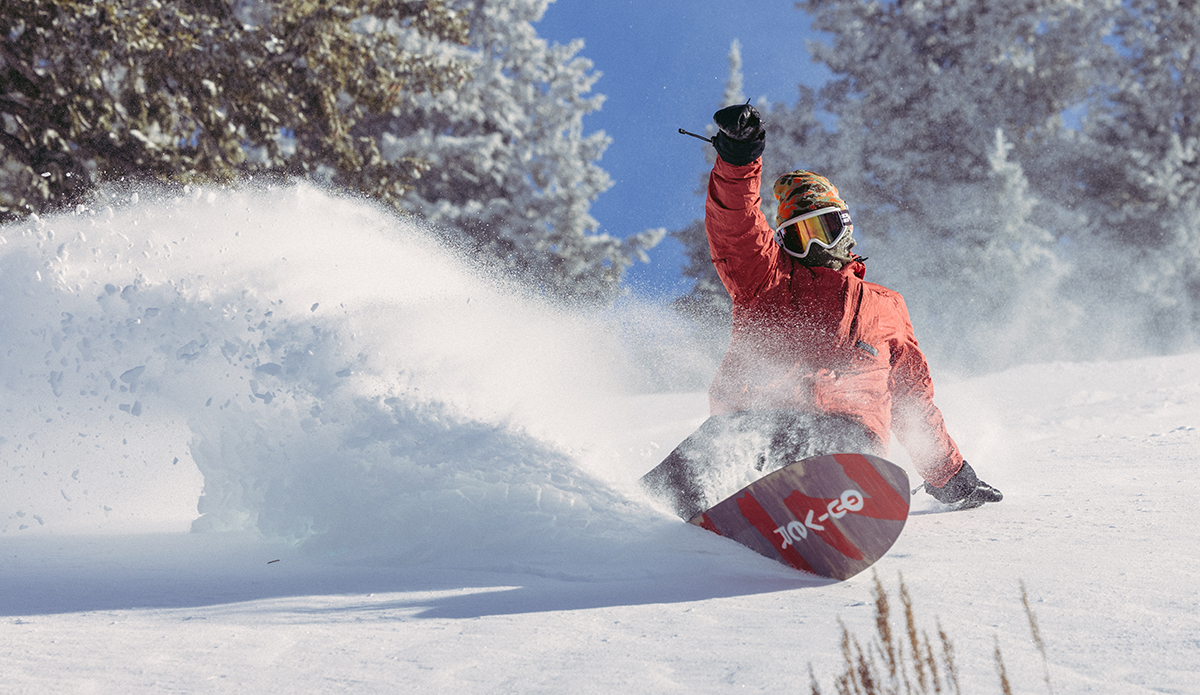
[886,295,964,486]
[704,156,779,304]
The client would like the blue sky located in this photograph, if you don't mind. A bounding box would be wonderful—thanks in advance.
[535,0,831,299]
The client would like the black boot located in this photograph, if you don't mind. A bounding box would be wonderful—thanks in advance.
[921,461,1002,509]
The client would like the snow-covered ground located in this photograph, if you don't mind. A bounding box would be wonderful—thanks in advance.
[2,185,1197,694]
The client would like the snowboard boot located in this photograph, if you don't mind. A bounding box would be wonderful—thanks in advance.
[920,461,1002,510]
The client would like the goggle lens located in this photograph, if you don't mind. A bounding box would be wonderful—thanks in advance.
[774,207,852,258]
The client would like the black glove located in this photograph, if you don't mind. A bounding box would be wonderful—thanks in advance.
[918,460,1004,508]
[712,103,765,165]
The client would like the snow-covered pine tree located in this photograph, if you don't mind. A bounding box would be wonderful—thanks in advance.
[722,38,746,109]
[927,129,1083,367]
[379,0,661,303]
[760,85,825,208]
[0,0,470,221]
[798,0,1111,217]
[789,0,1112,368]
[1079,0,1200,346]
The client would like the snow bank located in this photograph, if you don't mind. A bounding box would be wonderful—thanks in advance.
[0,184,707,561]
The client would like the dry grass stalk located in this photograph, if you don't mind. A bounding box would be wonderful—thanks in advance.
[810,574,1056,694]
[1021,580,1053,695]
[994,636,1013,695]
[872,574,898,688]
[921,629,943,694]
[901,578,926,693]
[811,573,965,695]
[810,664,825,695]
[937,619,961,695]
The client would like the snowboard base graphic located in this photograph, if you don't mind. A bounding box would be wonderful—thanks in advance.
[687,453,910,580]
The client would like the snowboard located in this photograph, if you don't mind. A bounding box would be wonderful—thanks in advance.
[687,453,910,580]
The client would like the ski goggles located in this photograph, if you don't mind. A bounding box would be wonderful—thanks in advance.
[774,206,852,259]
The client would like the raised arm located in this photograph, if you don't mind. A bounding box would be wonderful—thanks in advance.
[704,104,778,304]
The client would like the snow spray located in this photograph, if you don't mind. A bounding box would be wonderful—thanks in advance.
[0,183,704,562]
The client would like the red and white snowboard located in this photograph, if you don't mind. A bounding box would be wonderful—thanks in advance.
[689,453,910,580]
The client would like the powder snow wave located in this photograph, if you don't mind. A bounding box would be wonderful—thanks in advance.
[0,183,686,557]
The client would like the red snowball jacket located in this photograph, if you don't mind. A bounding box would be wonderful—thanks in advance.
[705,156,963,486]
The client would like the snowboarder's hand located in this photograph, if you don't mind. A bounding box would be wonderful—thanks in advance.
[712,103,765,166]
[714,103,763,141]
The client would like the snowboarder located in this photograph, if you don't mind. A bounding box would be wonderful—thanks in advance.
[649,103,1001,517]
